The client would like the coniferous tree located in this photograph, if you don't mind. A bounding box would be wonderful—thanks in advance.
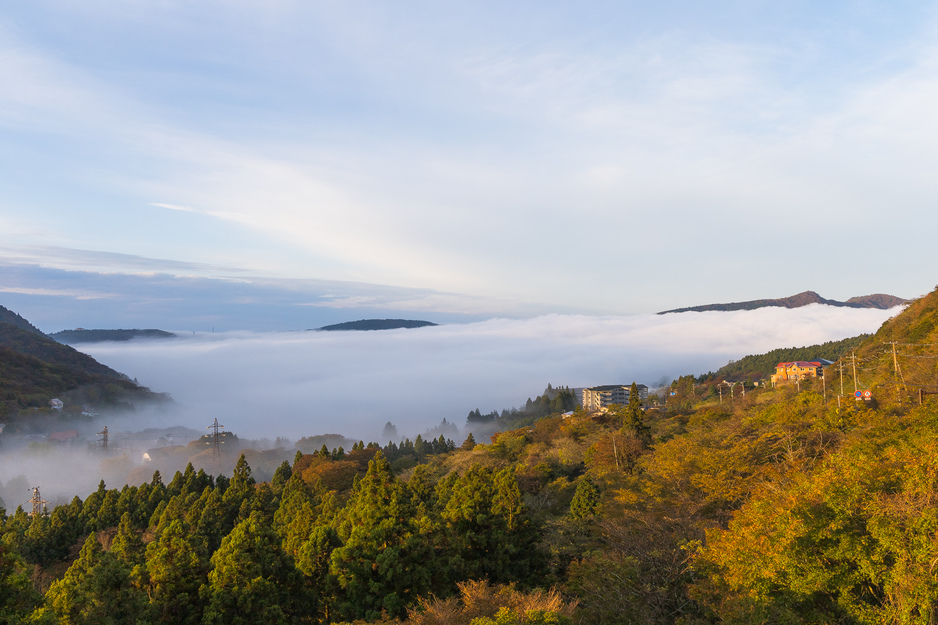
[624,381,651,447]
[441,465,547,587]
[0,539,40,623]
[271,460,292,495]
[202,511,306,625]
[46,534,152,625]
[146,518,209,625]
[569,475,601,519]
[110,512,145,567]
[330,452,436,620]
[461,432,477,450]
[194,487,228,555]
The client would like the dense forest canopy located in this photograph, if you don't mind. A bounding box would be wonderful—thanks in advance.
[4,287,938,623]
[712,334,871,380]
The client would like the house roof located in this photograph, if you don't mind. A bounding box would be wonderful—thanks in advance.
[776,361,823,368]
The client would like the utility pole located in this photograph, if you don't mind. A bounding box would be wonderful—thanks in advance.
[852,352,859,394]
[892,342,901,404]
[840,360,844,397]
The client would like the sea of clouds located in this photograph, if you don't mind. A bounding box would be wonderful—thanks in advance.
[75,304,902,443]
[0,304,902,505]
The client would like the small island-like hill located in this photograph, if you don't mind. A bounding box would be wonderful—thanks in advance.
[315,319,437,331]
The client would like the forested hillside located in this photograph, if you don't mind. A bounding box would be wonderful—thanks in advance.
[3,288,938,624]
[713,334,871,380]
[317,319,437,331]
[0,308,170,425]
[0,305,45,335]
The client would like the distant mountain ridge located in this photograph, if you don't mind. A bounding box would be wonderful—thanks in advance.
[658,291,907,314]
[50,328,177,344]
[316,319,438,331]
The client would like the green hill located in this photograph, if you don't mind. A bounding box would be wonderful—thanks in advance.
[0,324,124,381]
[316,319,437,331]
[0,307,170,422]
[844,284,938,397]
[0,304,45,335]
[714,334,871,381]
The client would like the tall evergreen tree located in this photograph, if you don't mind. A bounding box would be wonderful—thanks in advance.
[441,465,547,587]
[46,534,151,625]
[624,381,651,447]
[569,475,601,519]
[147,519,209,625]
[0,540,40,623]
[330,452,436,621]
[201,511,305,625]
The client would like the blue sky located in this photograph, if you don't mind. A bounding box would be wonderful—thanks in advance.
[2,1,937,330]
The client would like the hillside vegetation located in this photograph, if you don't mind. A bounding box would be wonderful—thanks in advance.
[713,334,871,381]
[4,288,938,624]
[317,319,437,331]
[0,310,170,425]
[0,305,45,334]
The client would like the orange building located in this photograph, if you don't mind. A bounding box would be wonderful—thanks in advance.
[771,361,824,386]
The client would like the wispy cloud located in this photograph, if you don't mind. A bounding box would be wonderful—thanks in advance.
[0,5,936,312]
[0,286,115,300]
[0,245,246,276]
[150,202,200,214]
[0,258,560,332]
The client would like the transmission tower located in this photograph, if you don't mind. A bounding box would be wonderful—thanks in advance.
[98,426,109,451]
[28,486,48,517]
[207,418,225,462]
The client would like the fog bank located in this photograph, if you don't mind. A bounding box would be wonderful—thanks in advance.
[75,306,899,442]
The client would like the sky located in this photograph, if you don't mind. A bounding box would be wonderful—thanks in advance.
[1,1,937,328]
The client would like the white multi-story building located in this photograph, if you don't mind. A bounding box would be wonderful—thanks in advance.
[581,384,648,411]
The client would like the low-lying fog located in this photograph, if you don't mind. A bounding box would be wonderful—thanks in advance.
[83,306,898,440]
[0,305,900,505]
